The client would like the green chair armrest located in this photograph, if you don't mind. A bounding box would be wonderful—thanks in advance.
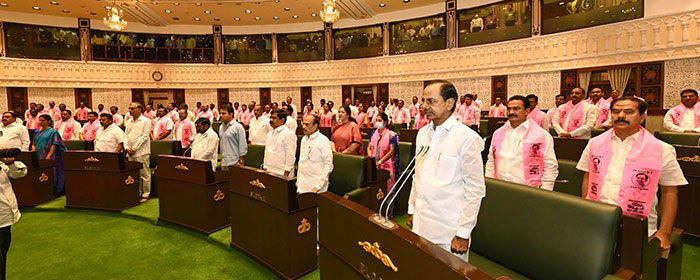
[343,187,368,201]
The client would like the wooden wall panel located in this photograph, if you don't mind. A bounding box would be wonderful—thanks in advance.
[217,88,229,109]
[491,75,507,105]
[74,88,92,109]
[131,89,145,106]
[259,88,271,106]
[7,87,28,120]
[173,89,186,107]
[300,86,312,105]
[377,83,389,105]
[640,62,664,109]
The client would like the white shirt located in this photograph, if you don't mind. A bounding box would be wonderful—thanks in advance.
[285,116,298,133]
[297,130,333,193]
[552,101,598,139]
[576,131,688,235]
[124,115,152,157]
[408,116,486,244]
[94,124,125,152]
[663,106,700,132]
[191,128,220,171]
[0,161,27,228]
[152,117,174,140]
[484,119,559,190]
[289,104,298,120]
[263,125,297,177]
[0,122,30,151]
[58,120,81,140]
[249,115,272,145]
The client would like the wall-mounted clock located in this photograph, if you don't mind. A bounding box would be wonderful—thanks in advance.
[152,71,163,82]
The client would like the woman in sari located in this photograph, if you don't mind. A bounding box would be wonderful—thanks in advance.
[319,103,335,128]
[31,114,67,196]
[355,103,369,128]
[330,106,364,155]
[367,112,399,193]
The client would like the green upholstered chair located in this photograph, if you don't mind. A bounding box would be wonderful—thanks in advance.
[362,139,370,156]
[243,144,265,169]
[392,141,415,216]
[390,123,403,134]
[655,131,700,146]
[553,159,585,197]
[549,127,558,136]
[63,140,86,150]
[211,121,222,134]
[591,128,606,137]
[295,135,303,165]
[149,140,175,169]
[470,178,621,280]
[328,153,366,201]
[479,121,489,137]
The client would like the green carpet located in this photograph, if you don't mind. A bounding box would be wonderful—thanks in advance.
[121,198,160,224]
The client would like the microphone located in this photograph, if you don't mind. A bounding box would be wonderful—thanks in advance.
[182,147,192,157]
[527,178,569,188]
[383,146,429,221]
[373,145,430,228]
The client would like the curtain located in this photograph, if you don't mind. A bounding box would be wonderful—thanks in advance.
[608,68,632,93]
[578,71,592,94]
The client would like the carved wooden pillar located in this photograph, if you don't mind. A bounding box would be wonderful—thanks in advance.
[78,18,92,61]
[213,25,222,64]
[491,75,508,104]
[531,0,541,36]
[217,88,230,108]
[272,33,278,63]
[382,22,389,56]
[445,0,457,49]
[324,23,333,61]
[0,22,5,57]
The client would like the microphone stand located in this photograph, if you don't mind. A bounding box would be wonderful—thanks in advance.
[383,146,430,223]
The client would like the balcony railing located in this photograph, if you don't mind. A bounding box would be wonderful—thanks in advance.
[91,44,214,63]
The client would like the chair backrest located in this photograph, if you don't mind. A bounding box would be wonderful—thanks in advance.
[362,139,369,156]
[212,121,222,134]
[149,140,175,168]
[479,120,488,137]
[398,141,414,171]
[549,127,558,136]
[295,135,303,165]
[472,178,621,280]
[655,131,700,146]
[328,153,365,196]
[63,140,86,150]
[591,128,606,137]
[553,159,585,197]
[243,144,265,169]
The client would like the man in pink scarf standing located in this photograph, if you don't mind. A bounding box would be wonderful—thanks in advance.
[663,89,700,133]
[489,97,507,117]
[552,88,598,139]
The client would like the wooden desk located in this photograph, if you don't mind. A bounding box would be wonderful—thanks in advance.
[64,151,142,211]
[483,117,507,137]
[156,155,230,234]
[11,152,56,207]
[674,145,700,237]
[553,137,589,161]
[360,127,374,140]
[228,165,317,279]
[318,192,495,279]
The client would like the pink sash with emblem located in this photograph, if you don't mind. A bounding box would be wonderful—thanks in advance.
[55,118,76,140]
[461,105,477,125]
[413,114,430,130]
[369,128,397,191]
[587,128,662,217]
[490,104,506,117]
[527,109,546,128]
[587,99,611,127]
[174,119,193,146]
[153,117,169,139]
[76,108,89,121]
[82,120,100,141]
[669,103,700,128]
[558,101,585,133]
[409,104,420,117]
[491,121,547,187]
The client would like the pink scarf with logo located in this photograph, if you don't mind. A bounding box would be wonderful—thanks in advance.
[491,121,547,186]
[369,128,397,192]
[174,119,193,146]
[414,114,430,130]
[669,103,700,128]
[55,118,76,140]
[490,104,506,117]
[587,128,662,217]
[26,115,40,129]
[558,100,585,133]
[76,108,89,121]
[461,104,478,125]
[153,117,169,139]
[197,110,212,120]
[142,110,154,120]
[528,108,546,128]
[320,111,333,128]
[587,99,611,127]
[82,120,100,141]
[393,108,409,124]
[409,104,420,117]
[355,112,367,127]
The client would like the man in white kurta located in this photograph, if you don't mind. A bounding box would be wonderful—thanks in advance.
[286,96,298,120]
[0,156,27,279]
[552,88,598,139]
[94,114,125,152]
[263,109,297,178]
[124,103,153,202]
[249,105,272,145]
[576,97,687,249]
[56,110,81,140]
[662,89,700,133]
[408,81,486,262]
[190,118,220,171]
[297,115,333,193]
[0,112,30,151]
[152,108,174,140]
[485,96,558,190]
[284,106,298,133]
[173,109,196,148]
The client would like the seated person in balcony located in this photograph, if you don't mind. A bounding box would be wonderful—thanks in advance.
[173,109,195,148]
[218,105,247,171]
[297,115,333,194]
[151,107,173,140]
[576,97,687,249]
[79,112,100,141]
[525,94,549,130]
[94,113,124,153]
[663,89,700,133]
[263,109,297,178]
[330,106,363,155]
[368,113,399,192]
[408,80,485,262]
[75,102,91,122]
[190,118,219,172]
[552,88,598,139]
[249,105,271,145]
[485,96,558,190]
[489,97,506,117]
[55,110,81,141]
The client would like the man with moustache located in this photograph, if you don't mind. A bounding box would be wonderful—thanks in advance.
[173,108,195,148]
[190,118,219,171]
[525,94,549,130]
[297,115,333,193]
[663,89,700,133]
[586,87,611,129]
[552,88,598,139]
[151,107,174,140]
[79,112,100,141]
[0,112,30,151]
[263,109,297,178]
[547,94,566,127]
[249,105,272,145]
[93,113,125,152]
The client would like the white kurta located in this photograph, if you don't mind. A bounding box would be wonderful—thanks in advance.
[94,124,125,152]
[0,161,27,228]
[0,123,30,151]
[297,131,333,193]
[57,120,81,140]
[190,128,220,171]
[263,126,297,177]
[249,116,272,145]
[551,101,598,139]
[663,106,700,132]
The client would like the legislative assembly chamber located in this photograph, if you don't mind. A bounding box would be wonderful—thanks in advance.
[0,0,699,279]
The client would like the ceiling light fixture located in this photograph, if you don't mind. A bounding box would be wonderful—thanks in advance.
[403,0,409,2]
[105,6,111,9]
[0,3,8,7]
[204,10,211,14]
[378,3,385,7]
[245,9,251,13]
[196,2,202,6]
[32,6,41,10]
[62,9,70,13]
[165,9,172,13]
[234,17,240,21]
[311,13,316,17]
[254,17,260,20]
[213,17,220,21]
[319,0,339,23]
[50,2,59,5]
[292,15,298,19]
[284,7,290,11]
[194,17,200,21]
[103,4,127,31]
[174,2,180,6]
[273,16,279,20]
